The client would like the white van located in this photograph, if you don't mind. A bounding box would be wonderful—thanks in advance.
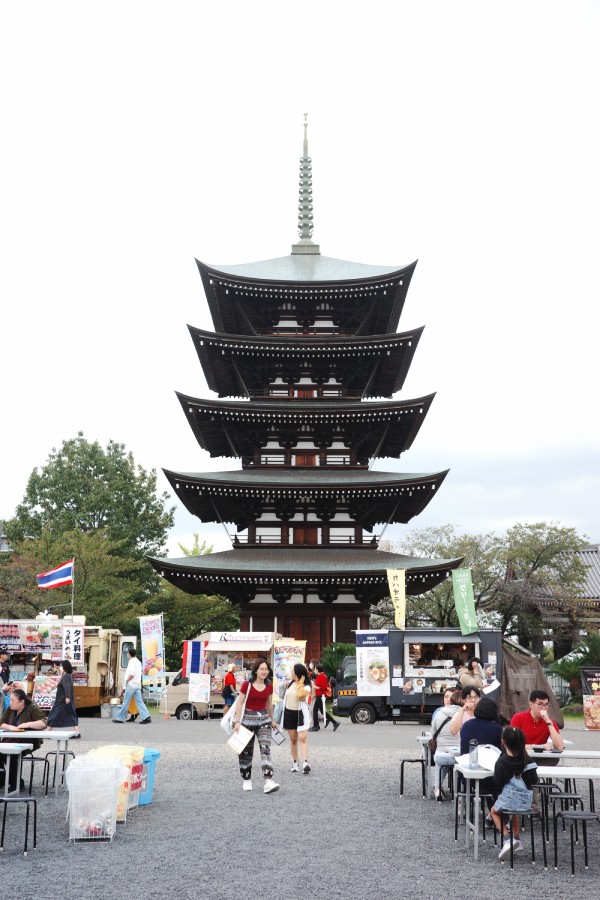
[159,668,224,720]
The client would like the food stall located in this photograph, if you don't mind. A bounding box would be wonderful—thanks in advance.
[161,631,306,719]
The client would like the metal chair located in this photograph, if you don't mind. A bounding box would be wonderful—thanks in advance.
[0,797,38,856]
[399,758,426,798]
[553,809,600,875]
[20,756,50,797]
[44,750,76,788]
[499,809,547,869]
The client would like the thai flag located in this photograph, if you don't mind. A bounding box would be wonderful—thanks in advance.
[37,559,75,590]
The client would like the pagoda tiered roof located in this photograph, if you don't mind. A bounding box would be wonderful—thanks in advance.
[163,468,449,530]
[148,547,464,600]
[196,258,417,336]
[188,326,424,399]
[176,392,435,460]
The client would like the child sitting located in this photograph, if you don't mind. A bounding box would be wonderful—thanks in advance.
[491,726,539,861]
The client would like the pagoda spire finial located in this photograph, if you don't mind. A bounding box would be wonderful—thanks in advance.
[292,113,320,255]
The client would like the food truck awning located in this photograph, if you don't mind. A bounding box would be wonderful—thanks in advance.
[204,641,272,652]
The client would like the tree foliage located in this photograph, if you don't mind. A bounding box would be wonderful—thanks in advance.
[320,642,356,678]
[0,529,148,632]
[147,583,240,671]
[382,522,588,651]
[5,433,175,559]
[549,632,600,700]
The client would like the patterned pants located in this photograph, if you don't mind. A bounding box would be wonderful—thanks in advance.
[239,710,274,781]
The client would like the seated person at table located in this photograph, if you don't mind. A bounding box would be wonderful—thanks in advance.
[432,688,461,800]
[491,726,538,860]
[450,685,481,736]
[0,688,47,791]
[509,689,564,751]
[457,657,484,690]
[460,697,503,804]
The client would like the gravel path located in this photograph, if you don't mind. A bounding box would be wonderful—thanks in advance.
[3,715,599,899]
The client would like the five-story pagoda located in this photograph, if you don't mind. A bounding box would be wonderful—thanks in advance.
[149,119,462,661]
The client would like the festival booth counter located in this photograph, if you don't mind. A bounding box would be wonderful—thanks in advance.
[160,632,306,720]
[0,615,135,713]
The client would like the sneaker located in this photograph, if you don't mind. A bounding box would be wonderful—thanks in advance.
[242,781,253,792]
[112,719,124,724]
[498,838,512,861]
[308,727,320,732]
[291,762,299,773]
[303,761,311,775]
[139,717,152,724]
[513,839,523,853]
[263,779,280,794]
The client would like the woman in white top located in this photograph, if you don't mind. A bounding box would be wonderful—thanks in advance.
[449,685,482,736]
[431,688,461,799]
[282,663,312,774]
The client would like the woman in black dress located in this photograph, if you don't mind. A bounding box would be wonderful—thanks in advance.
[47,659,80,736]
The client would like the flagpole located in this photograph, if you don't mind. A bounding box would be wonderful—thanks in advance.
[71,558,75,620]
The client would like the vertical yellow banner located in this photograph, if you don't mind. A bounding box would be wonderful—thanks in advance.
[386,569,406,629]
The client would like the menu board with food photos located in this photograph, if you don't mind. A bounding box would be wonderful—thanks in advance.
[32,674,61,709]
[356,631,390,697]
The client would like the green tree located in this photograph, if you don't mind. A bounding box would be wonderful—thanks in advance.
[381,522,588,653]
[146,532,237,670]
[484,522,588,652]
[320,642,356,678]
[1,529,148,633]
[5,433,175,560]
[378,526,504,628]
[147,583,240,671]
[178,533,213,557]
[549,632,600,701]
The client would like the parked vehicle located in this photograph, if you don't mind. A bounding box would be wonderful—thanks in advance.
[332,627,503,724]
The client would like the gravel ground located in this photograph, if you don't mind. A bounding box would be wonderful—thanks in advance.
[2,714,599,900]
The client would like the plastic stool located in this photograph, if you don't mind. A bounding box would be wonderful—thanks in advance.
[0,797,38,856]
[553,809,600,875]
[400,758,426,798]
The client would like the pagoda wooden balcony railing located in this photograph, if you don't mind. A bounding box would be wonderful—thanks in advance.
[255,327,354,337]
[244,454,367,468]
[232,535,379,547]
[252,389,364,400]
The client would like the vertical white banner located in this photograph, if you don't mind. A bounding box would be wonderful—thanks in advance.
[62,624,84,665]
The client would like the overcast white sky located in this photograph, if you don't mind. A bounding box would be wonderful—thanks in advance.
[2,1,598,556]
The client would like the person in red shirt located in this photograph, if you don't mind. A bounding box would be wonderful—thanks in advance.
[232,658,279,794]
[221,663,237,717]
[510,690,564,750]
[309,664,340,732]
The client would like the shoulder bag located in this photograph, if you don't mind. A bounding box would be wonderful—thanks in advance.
[428,711,452,758]
[220,681,250,736]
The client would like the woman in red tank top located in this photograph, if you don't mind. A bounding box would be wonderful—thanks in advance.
[233,658,279,794]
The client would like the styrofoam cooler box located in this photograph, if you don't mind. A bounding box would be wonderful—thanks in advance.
[87,745,145,822]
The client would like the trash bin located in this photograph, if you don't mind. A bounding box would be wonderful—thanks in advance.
[66,756,126,842]
[138,748,161,806]
[100,704,111,718]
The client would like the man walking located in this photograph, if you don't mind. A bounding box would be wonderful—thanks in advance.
[113,648,152,724]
